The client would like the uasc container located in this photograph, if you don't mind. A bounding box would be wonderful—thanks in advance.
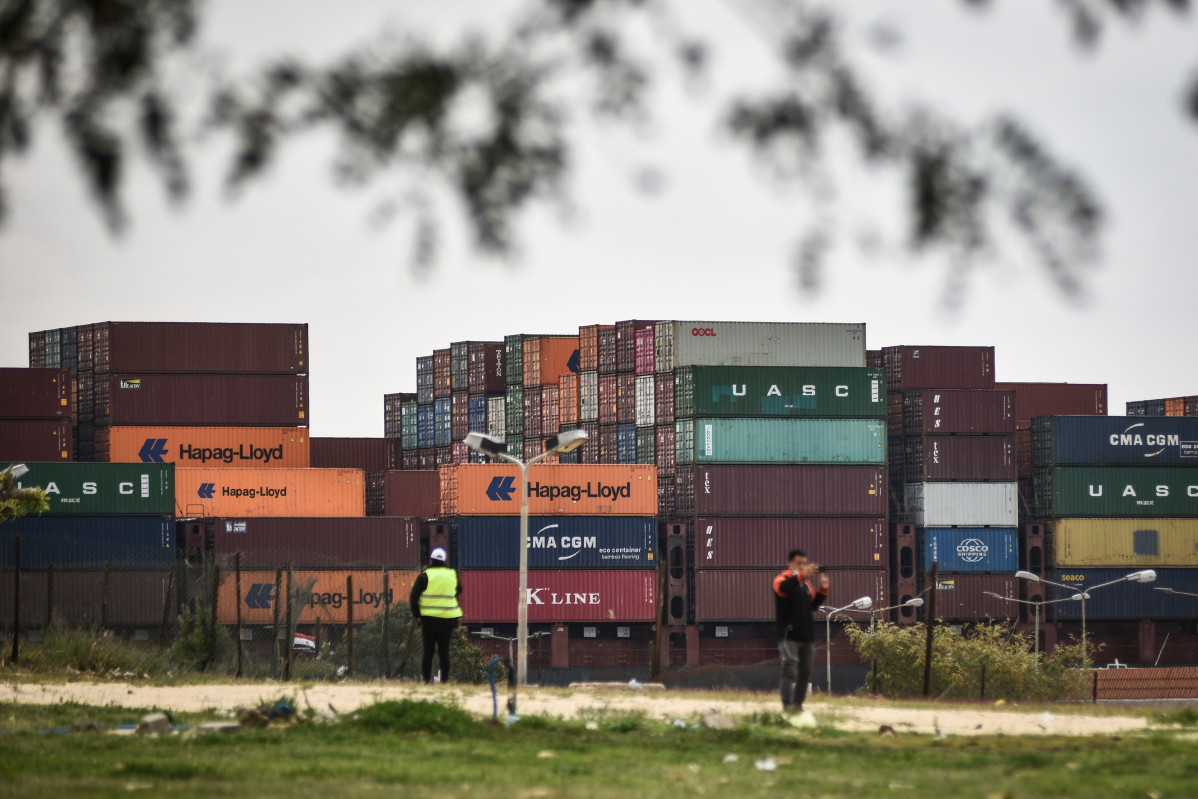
[1032,466,1198,518]
[675,366,885,419]
[11,462,174,515]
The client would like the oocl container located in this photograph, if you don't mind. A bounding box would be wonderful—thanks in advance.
[1032,466,1198,518]
[693,516,888,570]
[96,373,309,426]
[98,426,310,468]
[175,467,365,518]
[12,462,174,515]
[1031,416,1198,466]
[1051,518,1198,567]
[456,516,657,569]
[903,482,1018,527]
[674,366,885,419]
[655,321,866,372]
[693,568,887,622]
[208,516,420,568]
[675,418,885,465]
[459,570,657,622]
[216,569,419,625]
[0,516,175,570]
[0,367,73,419]
[439,463,658,516]
[920,528,1018,573]
[678,464,886,517]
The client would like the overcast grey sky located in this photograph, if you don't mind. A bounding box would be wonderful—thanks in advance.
[2,1,1195,437]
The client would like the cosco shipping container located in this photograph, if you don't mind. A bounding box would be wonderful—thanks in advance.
[673,366,885,418]
[0,570,175,626]
[675,418,885,465]
[654,321,866,372]
[10,462,174,515]
[89,321,308,374]
[96,426,310,468]
[438,464,658,516]
[1051,518,1198,567]
[200,516,421,568]
[0,367,73,418]
[455,516,656,569]
[0,419,72,460]
[1032,466,1198,517]
[1048,569,1192,620]
[1031,416,1198,466]
[678,465,886,517]
[175,467,365,518]
[459,570,657,623]
[693,569,887,622]
[96,373,309,426]
[692,517,888,570]
[0,516,175,570]
[920,528,1019,573]
[902,482,1018,527]
[215,569,419,625]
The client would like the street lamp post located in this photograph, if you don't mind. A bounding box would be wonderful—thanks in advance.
[464,429,588,686]
[1155,586,1198,600]
[868,596,924,629]
[821,596,873,695]
[982,591,1077,659]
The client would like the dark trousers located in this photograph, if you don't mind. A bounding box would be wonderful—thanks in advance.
[778,639,815,711]
[421,616,458,683]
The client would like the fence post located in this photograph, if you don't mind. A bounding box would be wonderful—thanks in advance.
[283,565,293,681]
[872,658,878,696]
[382,569,391,679]
[160,562,175,651]
[101,560,111,630]
[235,554,243,678]
[45,563,54,630]
[347,575,355,679]
[271,569,282,680]
[10,533,19,664]
[923,562,937,698]
[980,664,986,701]
[205,564,220,671]
[1092,669,1098,703]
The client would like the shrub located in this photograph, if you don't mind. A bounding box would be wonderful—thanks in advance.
[2,623,167,676]
[170,602,235,672]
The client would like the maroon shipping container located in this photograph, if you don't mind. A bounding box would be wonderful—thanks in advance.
[598,424,618,464]
[598,374,618,424]
[655,425,676,475]
[433,349,451,399]
[866,349,884,369]
[693,517,888,570]
[635,326,655,375]
[654,375,674,425]
[677,465,887,517]
[310,437,398,472]
[694,568,888,622]
[0,419,72,460]
[616,320,657,374]
[451,391,470,441]
[92,322,308,374]
[96,373,308,426]
[579,421,600,464]
[597,326,618,375]
[206,516,420,569]
[0,368,74,419]
[523,389,543,438]
[459,570,657,622]
[616,373,636,425]
[902,389,1015,436]
[542,385,560,435]
[578,324,611,373]
[883,345,995,391]
[886,391,904,436]
[0,570,175,626]
[902,435,1016,482]
[994,382,1108,429]
[921,573,1019,620]
[467,341,505,395]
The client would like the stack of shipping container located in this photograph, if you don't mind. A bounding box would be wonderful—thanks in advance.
[1126,395,1198,417]
[0,367,74,462]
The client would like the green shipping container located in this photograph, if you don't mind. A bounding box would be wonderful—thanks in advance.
[674,366,885,418]
[675,418,886,465]
[12,462,175,515]
[1034,466,1198,517]
[1052,518,1198,567]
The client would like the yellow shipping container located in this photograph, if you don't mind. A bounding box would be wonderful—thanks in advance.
[1052,518,1198,567]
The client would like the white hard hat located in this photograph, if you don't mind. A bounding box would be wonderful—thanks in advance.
[430,546,448,563]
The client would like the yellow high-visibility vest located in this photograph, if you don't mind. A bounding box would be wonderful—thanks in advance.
[419,567,462,619]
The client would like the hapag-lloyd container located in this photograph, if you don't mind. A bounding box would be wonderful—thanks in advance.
[1032,466,1198,517]
[175,467,365,517]
[693,517,888,569]
[438,464,658,516]
[206,516,420,568]
[455,516,657,569]
[216,569,420,625]
[97,373,308,426]
[902,435,1016,481]
[920,528,1018,573]
[1051,518,1198,567]
[459,570,657,622]
[995,382,1108,429]
[674,366,885,418]
[98,426,310,468]
[0,419,72,460]
[0,367,73,418]
[901,389,1015,435]
[693,569,887,622]
[13,462,174,515]
[0,570,175,626]
[654,321,866,373]
[680,465,886,516]
[676,418,885,464]
[93,321,308,374]
[882,345,995,391]
[1049,568,1196,620]
[1031,415,1198,466]
[0,516,174,570]
[523,335,580,387]
[922,574,1018,620]
[903,482,1018,527]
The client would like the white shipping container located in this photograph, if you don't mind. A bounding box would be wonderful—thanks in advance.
[655,321,866,372]
[580,371,599,422]
[635,375,655,428]
[904,482,1018,527]
[486,396,505,439]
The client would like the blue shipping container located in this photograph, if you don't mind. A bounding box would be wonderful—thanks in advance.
[1048,568,1197,620]
[920,528,1018,573]
[617,424,637,464]
[417,404,435,448]
[434,397,452,447]
[455,516,657,569]
[1032,416,1198,466]
[0,516,175,570]
[468,395,488,433]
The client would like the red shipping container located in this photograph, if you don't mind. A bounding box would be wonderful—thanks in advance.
[616,373,636,424]
[578,324,611,373]
[96,373,308,427]
[208,516,420,568]
[901,389,1015,435]
[694,568,888,622]
[433,349,451,399]
[559,373,580,426]
[616,320,657,374]
[994,382,1108,429]
[439,463,658,516]
[93,321,307,374]
[883,345,995,390]
[523,335,580,388]
[921,573,1019,620]
[0,570,174,626]
[0,419,72,460]
[523,388,543,438]
[310,437,394,471]
[635,326,655,376]
[655,425,676,475]
[459,570,657,622]
[467,341,505,395]
[579,421,600,464]
[597,327,618,375]
[677,465,886,517]
[655,376,674,425]
[598,424,618,464]
[542,385,560,434]
[451,391,470,442]
[693,517,888,570]
[598,375,618,424]
[175,467,365,517]
[902,435,1016,482]
[0,368,73,419]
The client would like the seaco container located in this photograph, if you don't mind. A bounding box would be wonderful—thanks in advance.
[13,462,174,515]
[882,346,995,391]
[922,574,1018,620]
[920,528,1018,573]
[310,437,396,471]
[902,435,1016,482]
[216,569,420,625]
[207,516,420,568]
[97,373,309,426]
[459,570,657,623]
[0,367,73,419]
[903,482,1018,527]
[995,382,1107,429]
[93,321,308,374]
[438,463,658,516]
[97,426,310,468]
[1032,466,1198,518]
[0,570,175,627]
[1049,568,1197,620]
[0,419,72,460]
[455,516,656,569]
[679,464,886,516]
[1031,415,1198,466]
[0,516,175,570]
[693,517,888,570]
[673,366,885,419]
[655,321,866,372]
[174,467,365,518]
[693,568,887,622]
[1051,518,1198,568]
[901,389,1015,435]
[675,418,885,465]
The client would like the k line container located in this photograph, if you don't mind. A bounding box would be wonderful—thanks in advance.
[216,569,420,625]
[0,516,175,570]
[12,462,174,515]
[676,418,885,465]
[92,321,308,374]
[459,570,657,623]
[674,366,885,418]
[207,516,420,568]
[1048,568,1197,619]
[96,373,308,426]
[922,574,1018,620]
[654,321,866,372]
[693,517,888,570]
[882,346,995,391]
[455,516,657,569]
[693,568,887,622]
[0,419,72,460]
[1051,518,1198,567]
[98,426,311,468]
[0,367,73,419]
[0,570,175,626]
[920,528,1018,573]
[438,463,658,516]
[995,382,1108,429]
[1032,466,1198,518]
[901,389,1015,435]
[902,435,1016,482]
[175,467,365,518]
[1031,416,1198,466]
[903,482,1018,527]
[679,465,886,516]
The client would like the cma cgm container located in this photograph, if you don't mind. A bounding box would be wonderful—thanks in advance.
[655,321,866,372]
[882,346,995,391]
[174,467,365,517]
[207,516,420,568]
[459,570,657,623]
[0,570,175,626]
[438,463,658,516]
[995,382,1108,429]
[674,366,885,419]
[920,528,1018,573]
[0,367,73,418]
[694,569,887,622]
[901,389,1015,435]
[902,435,1016,482]
[679,465,886,516]
[98,426,310,468]
[92,321,308,374]
[11,462,174,515]
[676,418,885,465]
[693,517,888,570]
[1032,466,1198,518]
[903,482,1018,527]
[1051,518,1198,567]
[216,569,420,625]
[1031,416,1198,466]
[96,373,308,426]
[455,516,656,569]
[0,516,174,570]
[1049,568,1198,619]
[0,419,72,460]
[922,574,1018,620]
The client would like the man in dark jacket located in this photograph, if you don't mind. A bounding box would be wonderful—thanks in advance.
[409,546,462,684]
[774,548,829,713]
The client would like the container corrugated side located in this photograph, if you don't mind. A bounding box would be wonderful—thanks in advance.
[1049,568,1198,619]
[922,574,1018,620]
[693,517,887,569]
[663,321,866,371]
[455,516,656,569]
[439,463,657,516]
[676,418,885,465]
[208,516,420,568]
[216,569,419,625]
[674,366,885,418]
[1051,518,1198,567]
[1032,466,1198,517]
[175,467,365,517]
[98,373,309,426]
[467,341,505,395]
[383,470,440,517]
[0,419,72,460]
[13,462,174,515]
[0,516,175,569]
[1031,415,1198,466]
[99,426,310,468]
[0,570,174,626]
[459,570,657,622]
[901,389,1015,435]
[883,345,995,390]
[95,321,307,374]
[0,367,73,419]
[682,464,886,516]
[902,435,1016,482]
[995,382,1108,429]
[523,335,580,388]
[920,528,1018,573]
[694,568,887,622]
[903,482,1018,527]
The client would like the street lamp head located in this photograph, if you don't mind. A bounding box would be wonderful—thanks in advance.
[1014,570,1041,582]
[905,597,924,607]
[849,596,873,610]
[2,463,29,480]
[544,428,588,455]
[1127,569,1157,583]
[1155,586,1176,594]
[464,432,507,456]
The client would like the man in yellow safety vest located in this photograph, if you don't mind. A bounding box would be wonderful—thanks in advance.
[409,546,463,683]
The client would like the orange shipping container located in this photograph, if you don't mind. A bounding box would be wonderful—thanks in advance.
[523,335,580,387]
[175,467,365,518]
[439,463,658,516]
[99,426,310,467]
[217,569,419,624]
